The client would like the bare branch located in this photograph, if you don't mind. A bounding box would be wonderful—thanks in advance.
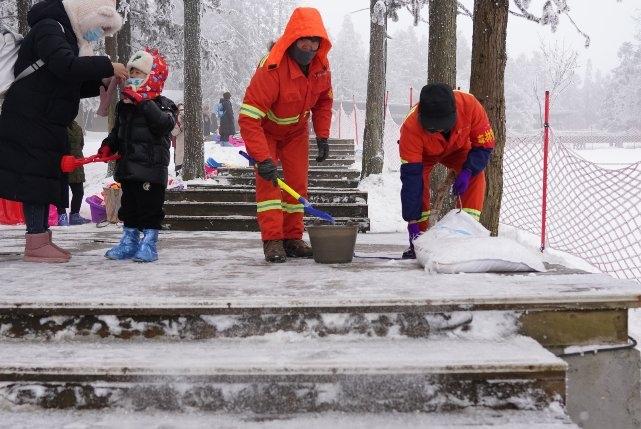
[457,2,473,19]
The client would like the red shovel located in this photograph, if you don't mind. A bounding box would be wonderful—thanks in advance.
[60,154,121,173]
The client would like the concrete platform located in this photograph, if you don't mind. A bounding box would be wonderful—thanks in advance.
[0,228,638,316]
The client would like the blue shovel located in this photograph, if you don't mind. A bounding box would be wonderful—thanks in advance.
[239,150,336,224]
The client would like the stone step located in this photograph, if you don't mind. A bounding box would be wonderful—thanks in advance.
[166,187,368,204]
[162,215,370,232]
[0,311,476,341]
[0,336,567,413]
[304,163,358,170]
[309,158,356,167]
[309,148,355,157]
[312,150,355,158]
[219,167,360,181]
[310,138,355,147]
[0,408,580,428]
[164,201,368,218]
[168,201,366,218]
[222,176,360,189]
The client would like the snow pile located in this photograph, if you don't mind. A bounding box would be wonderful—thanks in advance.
[414,210,546,274]
[358,173,405,233]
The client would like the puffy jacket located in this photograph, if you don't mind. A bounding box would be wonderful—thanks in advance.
[219,98,236,140]
[0,0,114,205]
[103,96,177,184]
[239,7,333,162]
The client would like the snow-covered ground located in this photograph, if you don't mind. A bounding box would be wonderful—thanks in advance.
[569,147,641,168]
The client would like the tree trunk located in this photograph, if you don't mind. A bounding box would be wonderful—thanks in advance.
[182,0,204,181]
[427,0,458,222]
[104,35,118,176]
[116,1,131,65]
[361,0,387,179]
[427,0,457,87]
[17,0,30,35]
[113,4,130,177]
[469,0,509,236]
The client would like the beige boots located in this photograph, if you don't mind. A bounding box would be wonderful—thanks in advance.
[23,232,70,263]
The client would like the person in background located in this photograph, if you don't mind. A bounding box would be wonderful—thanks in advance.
[211,102,218,137]
[202,104,212,141]
[398,83,495,259]
[98,48,177,263]
[171,103,185,176]
[0,0,125,263]
[219,91,236,145]
[57,120,91,225]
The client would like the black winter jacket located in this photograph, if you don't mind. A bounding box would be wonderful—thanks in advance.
[103,97,177,185]
[219,98,236,140]
[0,0,114,205]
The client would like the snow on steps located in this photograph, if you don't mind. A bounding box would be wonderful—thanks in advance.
[166,185,368,204]
[0,336,566,413]
[0,408,579,428]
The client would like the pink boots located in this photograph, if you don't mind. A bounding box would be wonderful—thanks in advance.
[23,232,70,263]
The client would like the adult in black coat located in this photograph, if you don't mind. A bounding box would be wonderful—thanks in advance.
[0,0,125,262]
[219,91,236,143]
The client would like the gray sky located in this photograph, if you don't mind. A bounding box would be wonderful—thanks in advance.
[300,0,639,74]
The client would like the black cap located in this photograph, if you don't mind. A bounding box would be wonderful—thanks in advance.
[223,92,231,99]
[418,83,456,132]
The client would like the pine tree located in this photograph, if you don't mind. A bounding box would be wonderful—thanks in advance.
[329,15,367,101]
[361,0,389,179]
[182,0,204,180]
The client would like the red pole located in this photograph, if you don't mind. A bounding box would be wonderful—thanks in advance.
[409,86,413,110]
[338,101,342,139]
[541,90,550,252]
[353,95,359,147]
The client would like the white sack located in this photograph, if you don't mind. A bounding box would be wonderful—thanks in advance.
[414,210,546,274]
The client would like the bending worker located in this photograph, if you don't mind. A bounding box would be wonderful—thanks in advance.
[399,83,495,259]
[239,7,333,263]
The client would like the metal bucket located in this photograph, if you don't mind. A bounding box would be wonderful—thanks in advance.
[307,224,358,264]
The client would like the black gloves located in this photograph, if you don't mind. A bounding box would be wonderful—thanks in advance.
[257,158,278,185]
[316,138,329,162]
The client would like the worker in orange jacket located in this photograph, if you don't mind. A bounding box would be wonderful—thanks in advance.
[399,83,495,259]
[239,7,333,263]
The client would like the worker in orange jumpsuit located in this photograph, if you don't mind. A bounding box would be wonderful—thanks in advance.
[399,83,495,259]
[239,7,333,263]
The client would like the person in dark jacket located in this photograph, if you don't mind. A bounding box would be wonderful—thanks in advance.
[57,120,91,226]
[219,91,236,144]
[0,0,126,263]
[202,104,212,140]
[98,48,177,263]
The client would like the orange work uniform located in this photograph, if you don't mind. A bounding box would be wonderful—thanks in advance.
[239,7,333,241]
[399,91,495,230]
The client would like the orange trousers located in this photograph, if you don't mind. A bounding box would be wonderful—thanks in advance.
[419,149,486,232]
[255,131,309,241]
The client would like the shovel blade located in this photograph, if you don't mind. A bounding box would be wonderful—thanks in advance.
[305,205,336,223]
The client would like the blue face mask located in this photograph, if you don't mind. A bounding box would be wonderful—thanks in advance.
[83,27,104,42]
[125,77,144,88]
